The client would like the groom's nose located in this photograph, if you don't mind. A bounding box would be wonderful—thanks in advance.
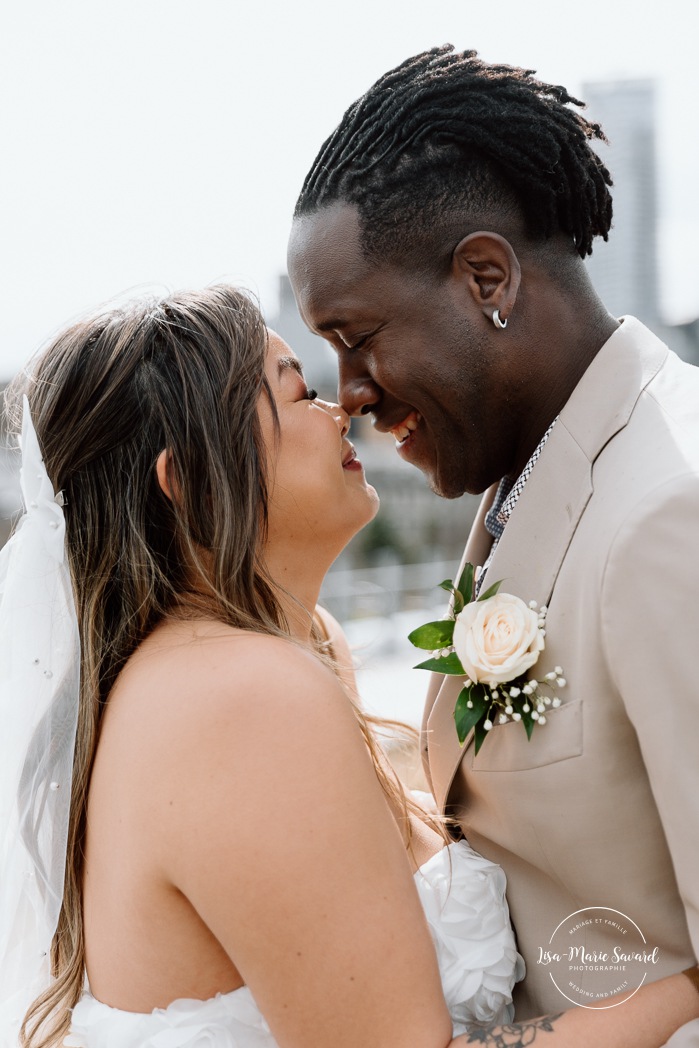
[337,357,381,417]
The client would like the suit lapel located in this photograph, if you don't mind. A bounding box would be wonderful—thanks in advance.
[421,485,496,788]
[425,317,669,813]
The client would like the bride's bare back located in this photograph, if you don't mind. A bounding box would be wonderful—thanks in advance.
[83,620,247,1008]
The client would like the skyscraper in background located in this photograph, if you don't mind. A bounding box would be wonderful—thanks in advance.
[584,79,660,325]
[584,78,699,363]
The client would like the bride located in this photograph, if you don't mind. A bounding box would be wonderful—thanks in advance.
[1,284,697,1048]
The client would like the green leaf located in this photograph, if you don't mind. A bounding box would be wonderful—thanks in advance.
[473,717,491,755]
[438,578,464,616]
[408,619,455,651]
[520,706,536,741]
[477,578,504,602]
[414,652,464,675]
[453,686,487,744]
[457,562,475,604]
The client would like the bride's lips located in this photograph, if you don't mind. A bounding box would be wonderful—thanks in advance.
[342,443,363,472]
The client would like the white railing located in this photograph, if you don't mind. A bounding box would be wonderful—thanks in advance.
[319,558,460,624]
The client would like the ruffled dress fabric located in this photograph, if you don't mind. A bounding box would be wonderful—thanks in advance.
[415,841,525,1034]
[66,841,524,1047]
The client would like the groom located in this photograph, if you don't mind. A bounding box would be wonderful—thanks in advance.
[288,47,699,1035]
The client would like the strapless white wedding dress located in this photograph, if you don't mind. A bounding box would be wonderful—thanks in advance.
[66,841,524,1047]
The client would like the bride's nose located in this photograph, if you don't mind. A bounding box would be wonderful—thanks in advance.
[317,399,350,437]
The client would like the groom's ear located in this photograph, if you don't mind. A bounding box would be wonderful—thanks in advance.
[450,232,521,325]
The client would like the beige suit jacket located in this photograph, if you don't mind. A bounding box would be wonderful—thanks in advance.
[423,317,699,1025]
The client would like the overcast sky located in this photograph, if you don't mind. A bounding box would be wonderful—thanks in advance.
[2,0,698,379]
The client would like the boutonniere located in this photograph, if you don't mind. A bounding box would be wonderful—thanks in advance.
[409,563,566,754]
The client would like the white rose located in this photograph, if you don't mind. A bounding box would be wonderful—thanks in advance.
[453,592,544,684]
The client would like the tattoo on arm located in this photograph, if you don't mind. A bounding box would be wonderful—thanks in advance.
[465,1014,564,1047]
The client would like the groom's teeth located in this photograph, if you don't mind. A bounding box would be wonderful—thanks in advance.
[390,411,421,444]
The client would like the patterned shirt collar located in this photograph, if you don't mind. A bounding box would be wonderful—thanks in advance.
[484,417,559,545]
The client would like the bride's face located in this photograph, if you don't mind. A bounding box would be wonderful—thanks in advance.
[259,332,379,561]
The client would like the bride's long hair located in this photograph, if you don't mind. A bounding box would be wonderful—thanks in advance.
[4,285,432,1048]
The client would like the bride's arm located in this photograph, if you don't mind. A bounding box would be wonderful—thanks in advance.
[153,633,698,1048]
[452,972,699,1046]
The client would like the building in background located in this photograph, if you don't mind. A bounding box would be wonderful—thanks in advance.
[585,79,660,326]
[584,79,699,364]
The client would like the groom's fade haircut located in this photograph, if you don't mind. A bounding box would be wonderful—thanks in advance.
[295,45,614,271]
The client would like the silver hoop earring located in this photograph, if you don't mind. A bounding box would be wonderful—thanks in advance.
[492,309,508,330]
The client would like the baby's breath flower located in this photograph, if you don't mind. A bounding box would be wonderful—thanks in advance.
[409,567,567,753]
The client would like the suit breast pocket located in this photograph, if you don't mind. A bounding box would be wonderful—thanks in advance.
[471,698,583,773]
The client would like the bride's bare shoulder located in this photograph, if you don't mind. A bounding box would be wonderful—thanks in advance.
[104,618,349,750]
[95,618,376,869]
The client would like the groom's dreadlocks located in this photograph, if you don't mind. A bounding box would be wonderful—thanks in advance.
[295,46,613,265]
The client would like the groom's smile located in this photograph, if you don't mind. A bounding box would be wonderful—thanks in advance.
[388,409,421,449]
[288,202,508,499]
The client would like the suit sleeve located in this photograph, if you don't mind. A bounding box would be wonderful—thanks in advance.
[601,473,699,967]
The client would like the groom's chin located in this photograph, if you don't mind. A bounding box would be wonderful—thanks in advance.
[425,454,492,500]
[425,467,469,501]
[429,479,467,500]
